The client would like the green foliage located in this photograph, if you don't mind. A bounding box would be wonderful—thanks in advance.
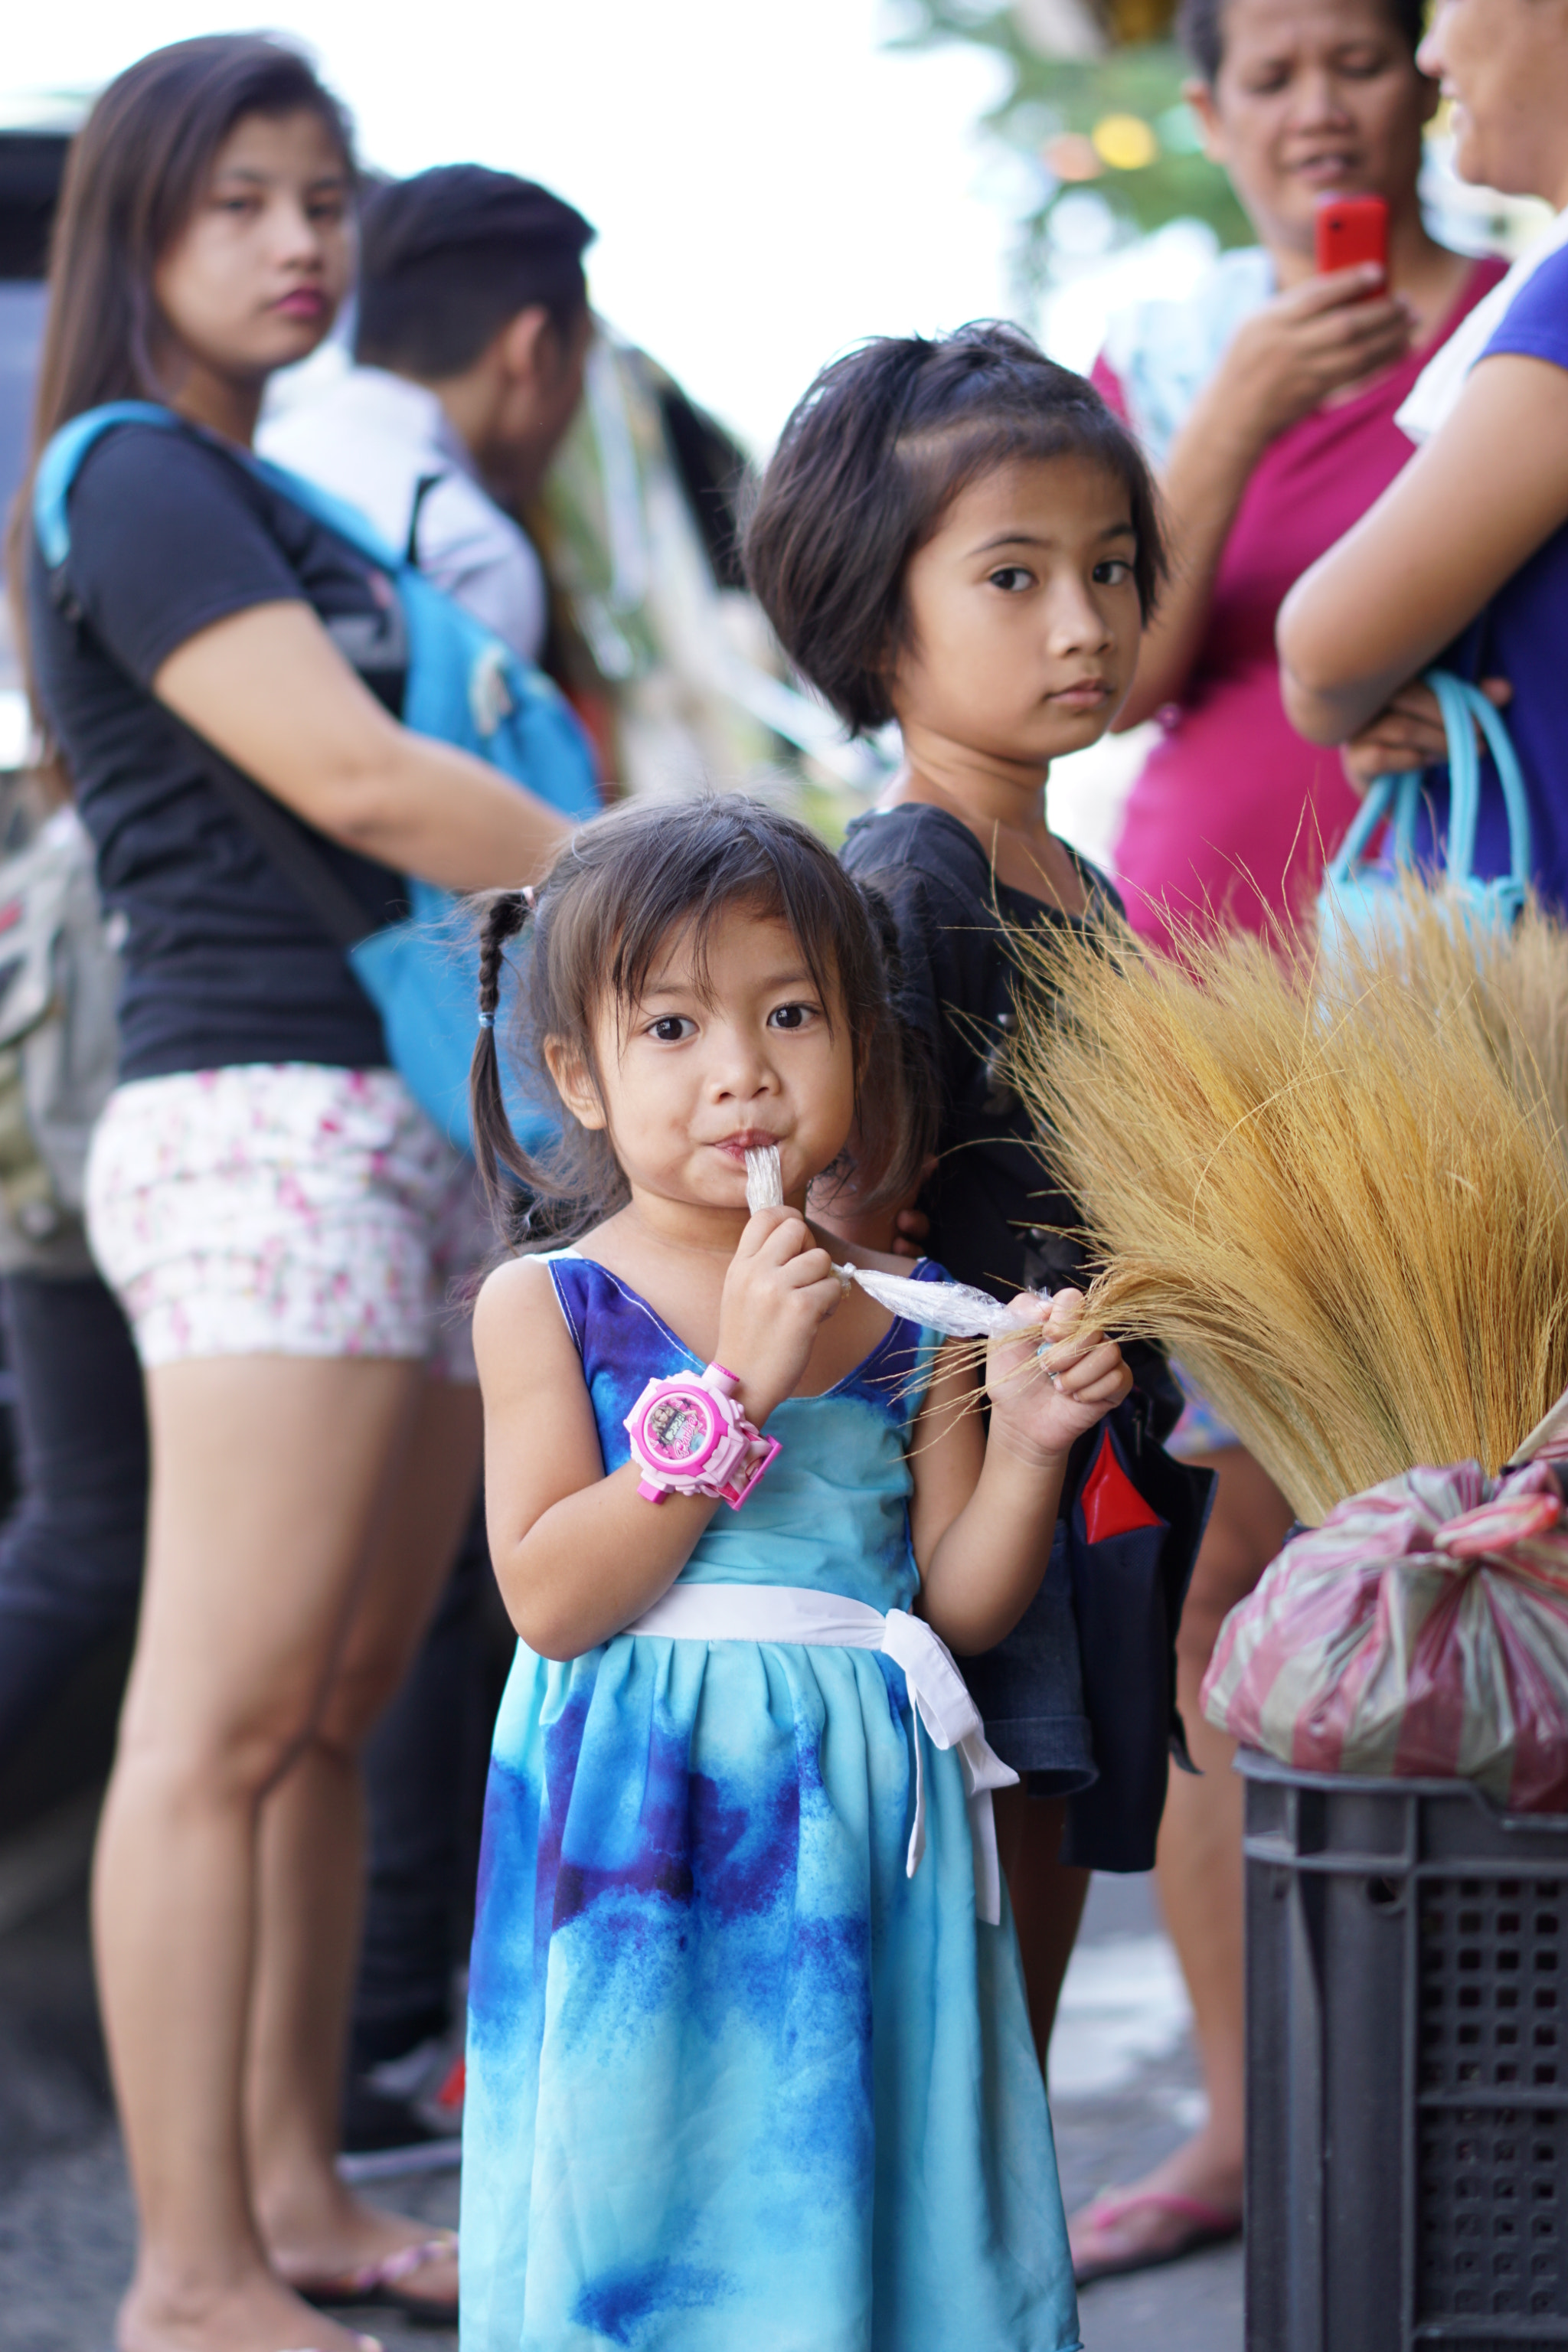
[890,2,1252,294]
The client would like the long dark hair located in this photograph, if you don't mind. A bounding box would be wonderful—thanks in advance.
[470,795,934,1250]
[5,35,354,739]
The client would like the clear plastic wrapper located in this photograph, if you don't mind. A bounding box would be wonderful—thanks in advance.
[743,1144,1036,1340]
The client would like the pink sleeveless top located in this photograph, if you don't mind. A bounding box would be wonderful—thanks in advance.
[1094,257,1506,948]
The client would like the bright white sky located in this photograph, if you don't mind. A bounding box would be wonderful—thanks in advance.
[6,0,1019,452]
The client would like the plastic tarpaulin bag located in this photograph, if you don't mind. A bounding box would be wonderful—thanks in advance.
[1200,1459,1568,1809]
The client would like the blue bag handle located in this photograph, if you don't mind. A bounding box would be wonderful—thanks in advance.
[1428,668,1532,895]
[1322,668,1530,902]
[1327,764,1421,885]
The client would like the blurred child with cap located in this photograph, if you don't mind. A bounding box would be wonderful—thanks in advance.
[265,163,594,664]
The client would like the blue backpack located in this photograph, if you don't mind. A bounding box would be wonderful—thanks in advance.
[34,400,601,1155]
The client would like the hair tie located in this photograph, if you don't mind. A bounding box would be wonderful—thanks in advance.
[477,1010,495,1030]
[521,884,537,911]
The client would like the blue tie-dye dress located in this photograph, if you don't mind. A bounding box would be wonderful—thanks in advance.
[459,1252,1080,2352]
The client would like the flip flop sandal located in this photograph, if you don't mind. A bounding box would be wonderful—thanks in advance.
[297,2232,459,2328]
[1070,2188,1242,2285]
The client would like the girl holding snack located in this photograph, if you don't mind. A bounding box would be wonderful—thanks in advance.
[745,325,1212,2167]
[460,795,1130,2350]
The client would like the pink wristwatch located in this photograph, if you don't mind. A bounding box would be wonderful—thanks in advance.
[622,1363,779,1508]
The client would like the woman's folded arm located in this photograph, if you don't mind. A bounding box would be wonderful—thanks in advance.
[153,597,574,890]
[1277,351,1568,744]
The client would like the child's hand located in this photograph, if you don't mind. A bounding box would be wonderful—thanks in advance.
[984,1288,1132,1468]
[716,1207,845,1423]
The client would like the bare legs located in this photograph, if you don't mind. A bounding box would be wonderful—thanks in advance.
[248,1382,482,2298]
[94,1357,482,2352]
[995,1789,1091,2066]
[1065,1444,1292,2273]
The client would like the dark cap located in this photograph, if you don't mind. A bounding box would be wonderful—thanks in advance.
[354,165,596,375]
[360,165,594,279]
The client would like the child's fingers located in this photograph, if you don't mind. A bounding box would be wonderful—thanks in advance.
[1060,1357,1135,1408]
[800,1270,848,1322]
[1035,1345,1129,1411]
[1036,1325,1109,1380]
[780,1244,840,1292]
[743,1206,815,1263]
[736,1204,798,1256]
[733,1219,841,1302]
[1044,1334,1119,1381]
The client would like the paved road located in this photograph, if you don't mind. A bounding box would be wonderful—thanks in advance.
[0,1802,1239,2351]
[1056,1872,1243,2352]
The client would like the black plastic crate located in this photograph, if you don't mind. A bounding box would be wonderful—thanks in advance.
[1242,1747,1568,2350]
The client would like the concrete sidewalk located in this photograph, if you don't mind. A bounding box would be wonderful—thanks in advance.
[0,1802,1239,2351]
[1056,1873,1243,2352]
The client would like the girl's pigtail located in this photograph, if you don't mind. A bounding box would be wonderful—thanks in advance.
[469,887,535,1225]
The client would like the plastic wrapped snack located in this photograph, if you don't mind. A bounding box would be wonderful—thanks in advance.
[1200,1458,1568,1810]
[743,1143,1039,1341]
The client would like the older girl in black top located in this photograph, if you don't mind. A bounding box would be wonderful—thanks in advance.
[746,325,1209,2145]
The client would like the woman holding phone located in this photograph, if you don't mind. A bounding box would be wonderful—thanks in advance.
[1070,0,1504,2288]
[14,37,577,2350]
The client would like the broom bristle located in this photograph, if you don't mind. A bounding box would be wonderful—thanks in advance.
[1009,883,1568,1525]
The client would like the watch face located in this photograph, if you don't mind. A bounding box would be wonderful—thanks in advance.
[641,1386,720,1471]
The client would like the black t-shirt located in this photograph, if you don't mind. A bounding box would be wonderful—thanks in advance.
[28,419,410,1081]
[841,801,1177,1423]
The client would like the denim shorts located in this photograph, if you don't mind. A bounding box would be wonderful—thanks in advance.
[960,1517,1096,1791]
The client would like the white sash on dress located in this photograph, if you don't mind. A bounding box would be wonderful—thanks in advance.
[625,1582,1019,1925]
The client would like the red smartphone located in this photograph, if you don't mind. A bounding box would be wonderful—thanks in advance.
[1315,192,1389,283]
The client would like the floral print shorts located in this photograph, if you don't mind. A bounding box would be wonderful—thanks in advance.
[87,1063,491,1378]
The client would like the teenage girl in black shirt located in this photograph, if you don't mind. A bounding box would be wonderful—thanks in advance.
[15,39,576,2347]
[746,324,1210,2138]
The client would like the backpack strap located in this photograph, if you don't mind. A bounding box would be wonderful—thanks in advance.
[33,400,178,569]
[34,397,410,580]
[34,403,387,953]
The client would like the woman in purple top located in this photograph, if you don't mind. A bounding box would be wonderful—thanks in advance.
[1068,0,1501,2291]
[1279,0,1568,878]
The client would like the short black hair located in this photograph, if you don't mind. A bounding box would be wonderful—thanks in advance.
[743,322,1165,739]
[354,164,595,378]
[1177,0,1426,79]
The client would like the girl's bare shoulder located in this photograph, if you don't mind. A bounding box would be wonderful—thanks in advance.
[472,1215,634,1350]
[473,1251,579,1377]
[475,1252,555,1310]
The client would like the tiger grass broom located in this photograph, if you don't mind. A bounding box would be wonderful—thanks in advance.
[1008,883,1568,1527]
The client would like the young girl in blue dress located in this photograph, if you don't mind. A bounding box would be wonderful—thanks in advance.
[460,795,1134,2350]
